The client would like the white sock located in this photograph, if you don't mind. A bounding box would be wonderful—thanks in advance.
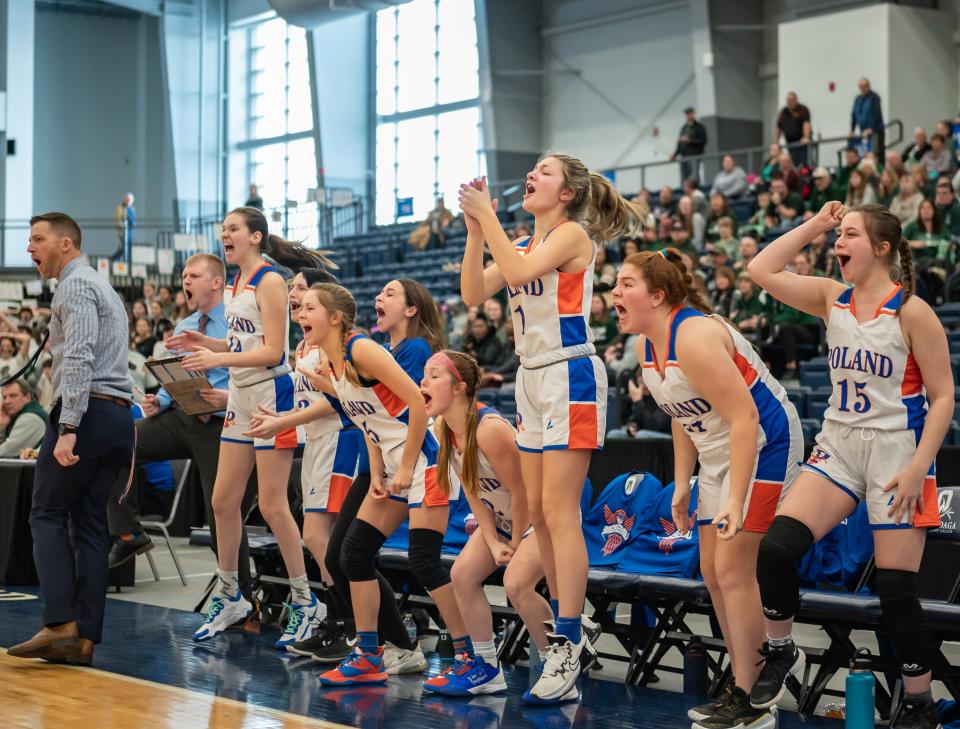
[217,569,240,598]
[289,574,312,605]
[767,634,794,648]
[473,639,498,667]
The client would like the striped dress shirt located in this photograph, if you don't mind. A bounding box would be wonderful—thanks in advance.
[50,257,132,426]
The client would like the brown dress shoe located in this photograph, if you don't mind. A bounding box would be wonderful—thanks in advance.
[7,622,79,662]
[66,639,94,666]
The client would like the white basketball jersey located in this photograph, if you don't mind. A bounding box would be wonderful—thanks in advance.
[451,406,516,533]
[224,263,290,387]
[294,342,341,440]
[506,226,596,369]
[824,286,926,431]
[641,307,794,454]
[328,334,438,471]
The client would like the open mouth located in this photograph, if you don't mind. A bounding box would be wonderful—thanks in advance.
[614,303,626,319]
[837,253,851,267]
[375,305,386,320]
[290,300,300,315]
[223,243,235,255]
[32,257,41,267]
[422,391,432,406]
[184,288,194,302]
[301,324,313,337]
[524,182,535,197]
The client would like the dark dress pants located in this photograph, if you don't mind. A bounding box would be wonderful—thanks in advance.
[30,399,134,643]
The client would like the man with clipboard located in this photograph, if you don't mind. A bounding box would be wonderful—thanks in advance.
[107,254,253,600]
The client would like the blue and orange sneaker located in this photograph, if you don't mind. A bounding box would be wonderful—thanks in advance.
[318,646,388,686]
[422,654,507,696]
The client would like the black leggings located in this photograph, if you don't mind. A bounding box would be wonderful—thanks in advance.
[325,473,414,649]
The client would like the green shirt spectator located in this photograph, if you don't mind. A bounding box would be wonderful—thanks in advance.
[807,168,844,214]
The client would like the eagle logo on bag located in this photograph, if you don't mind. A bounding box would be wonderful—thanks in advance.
[658,513,697,553]
[600,505,636,556]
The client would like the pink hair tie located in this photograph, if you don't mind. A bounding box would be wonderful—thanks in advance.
[427,351,463,382]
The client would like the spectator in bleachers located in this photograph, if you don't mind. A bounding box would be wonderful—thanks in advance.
[709,265,737,317]
[903,198,951,261]
[711,217,739,261]
[890,173,925,225]
[744,187,771,236]
[849,77,884,158]
[113,192,136,263]
[0,381,47,458]
[885,149,906,178]
[935,119,955,155]
[482,298,508,343]
[670,106,707,182]
[767,253,820,378]
[760,143,782,183]
[903,126,931,164]
[805,167,843,219]
[652,185,676,219]
[589,293,619,352]
[608,372,671,439]
[620,237,641,260]
[668,218,698,259]
[703,247,731,283]
[148,299,164,323]
[775,91,812,167]
[35,360,54,413]
[514,223,532,239]
[878,166,899,206]
[639,226,662,251]
[777,152,802,193]
[152,321,175,359]
[244,183,263,210]
[460,311,503,369]
[130,317,157,359]
[934,177,960,235]
[920,133,954,176]
[172,291,190,323]
[844,167,878,207]
[675,196,706,249]
[157,285,176,319]
[592,245,616,292]
[731,272,770,343]
[0,336,24,380]
[705,192,737,242]
[710,155,748,198]
[911,160,935,199]
[478,321,518,391]
[835,146,861,189]
[682,177,709,218]
[765,177,803,232]
[737,235,759,272]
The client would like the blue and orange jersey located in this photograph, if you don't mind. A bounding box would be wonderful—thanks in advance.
[328,333,438,470]
[641,307,796,459]
[294,341,353,438]
[506,228,597,368]
[224,263,290,386]
[824,285,926,432]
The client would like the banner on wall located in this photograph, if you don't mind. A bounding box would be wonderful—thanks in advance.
[396,197,414,217]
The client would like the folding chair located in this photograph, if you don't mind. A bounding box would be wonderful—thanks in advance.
[141,458,192,586]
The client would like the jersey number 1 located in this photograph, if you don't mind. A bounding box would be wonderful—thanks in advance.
[838,379,871,413]
[513,305,526,335]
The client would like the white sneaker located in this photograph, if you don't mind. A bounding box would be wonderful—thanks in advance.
[522,633,587,705]
[275,593,326,649]
[544,616,599,670]
[382,641,428,674]
[193,592,253,642]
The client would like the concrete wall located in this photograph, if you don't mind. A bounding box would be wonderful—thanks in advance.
[32,9,177,259]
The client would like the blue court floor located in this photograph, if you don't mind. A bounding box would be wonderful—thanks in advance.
[0,590,836,728]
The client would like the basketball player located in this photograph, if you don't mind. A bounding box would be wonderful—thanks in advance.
[177,207,330,647]
[611,248,802,729]
[748,202,951,729]
[458,159,643,704]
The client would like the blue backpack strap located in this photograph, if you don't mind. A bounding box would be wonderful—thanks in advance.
[248,264,276,288]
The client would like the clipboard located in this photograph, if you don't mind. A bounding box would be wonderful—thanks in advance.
[145,355,221,416]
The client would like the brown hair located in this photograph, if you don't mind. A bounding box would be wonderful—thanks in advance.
[846,204,913,306]
[396,279,446,352]
[547,154,645,242]
[308,283,361,385]
[434,351,482,498]
[30,212,82,249]
[622,249,713,314]
[228,207,337,272]
[185,252,226,282]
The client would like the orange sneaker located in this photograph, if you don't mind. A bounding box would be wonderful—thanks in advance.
[318,646,388,686]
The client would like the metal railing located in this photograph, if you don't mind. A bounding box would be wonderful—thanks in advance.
[496,120,904,213]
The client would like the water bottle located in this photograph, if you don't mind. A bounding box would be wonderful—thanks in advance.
[683,636,710,696]
[404,613,417,645]
[845,649,876,729]
[436,627,454,660]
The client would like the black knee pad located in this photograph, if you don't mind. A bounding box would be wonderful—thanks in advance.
[408,528,449,592]
[339,519,387,583]
[876,568,932,677]
[756,516,815,621]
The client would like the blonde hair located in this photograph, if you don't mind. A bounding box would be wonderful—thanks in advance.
[435,351,482,498]
[185,252,226,281]
[308,283,361,385]
[546,154,646,242]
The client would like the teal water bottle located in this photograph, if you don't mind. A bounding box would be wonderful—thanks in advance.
[845,649,875,729]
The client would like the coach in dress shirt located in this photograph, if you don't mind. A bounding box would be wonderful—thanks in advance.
[10,212,134,667]
[106,253,253,598]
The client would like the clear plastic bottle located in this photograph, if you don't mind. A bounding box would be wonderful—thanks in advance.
[824,702,845,719]
[404,613,417,644]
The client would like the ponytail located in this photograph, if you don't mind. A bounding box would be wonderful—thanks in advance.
[434,351,482,498]
[897,237,915,307]
[230,206,338,272]
[548,154,645,242]
[623,248,714,314]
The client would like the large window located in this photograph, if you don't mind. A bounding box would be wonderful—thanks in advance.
[375,0,485,225]
[227,15,319,245]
